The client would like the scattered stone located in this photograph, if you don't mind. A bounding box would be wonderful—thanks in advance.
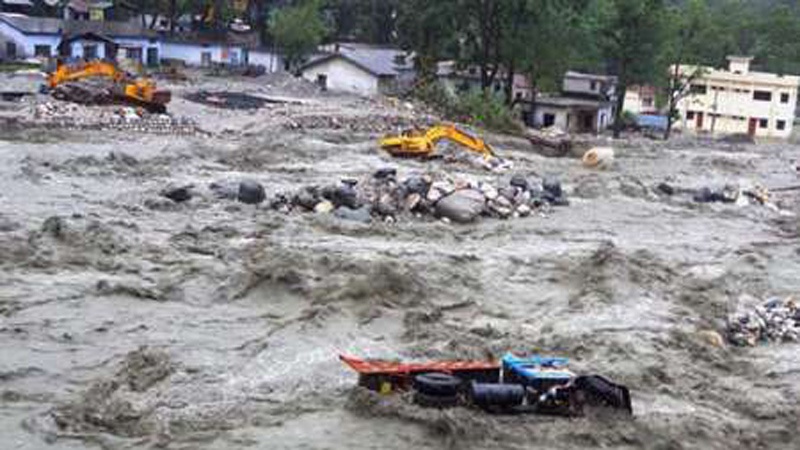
[160,185,193,203]
[435,189,486,223]
[517,204,532,217]
[510,175,530,191]
[314,200,334,214]
[238,180,266,205]
[656,182,675,196]
[374,168,397,180]
[209,180,240,200]
[334,206,372,223]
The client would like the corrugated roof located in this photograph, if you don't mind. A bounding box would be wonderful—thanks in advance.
[302,44,412,77]
[0,12,157,37]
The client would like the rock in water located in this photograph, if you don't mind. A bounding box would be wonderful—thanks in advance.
[435,189,486,223]
[161,185,193,203]
[334,206,372,223]
[238,180,266,205]
[542,177,563,198]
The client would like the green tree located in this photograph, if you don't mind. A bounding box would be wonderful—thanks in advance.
[396,0,459,82]
[270,0,327,71]
[594,0,666,138]
[661,0,713,139]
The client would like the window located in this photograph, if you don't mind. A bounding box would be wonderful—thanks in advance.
[642,97,654,107]
[753,90,772,101]
[590,81,597,91]
[34,45,51,57]
[690,84,707,95]
[686,111,696,120]
[83,44,98,60]
[777,120,786,130]
[543,113,556,127]
[781,93,790,104]
[759,118,768,129]
[126,47,142,62]
[201,51,212,66]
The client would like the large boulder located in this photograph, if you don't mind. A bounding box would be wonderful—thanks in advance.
[435,189,486,223]
[238,180,266,205]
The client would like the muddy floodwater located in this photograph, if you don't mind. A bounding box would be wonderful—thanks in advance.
[2,75,800,450]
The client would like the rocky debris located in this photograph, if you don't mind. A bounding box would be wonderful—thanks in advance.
[436,189,486,223]
[727,297,800,346]
[28,102,198,135]
[283,113,434,134]
[269,169,569,224]
[238,180,266,205]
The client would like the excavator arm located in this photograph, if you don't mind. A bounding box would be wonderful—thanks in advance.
[380,124,495,159]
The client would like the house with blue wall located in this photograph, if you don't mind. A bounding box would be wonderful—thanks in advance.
[0,12,282,70]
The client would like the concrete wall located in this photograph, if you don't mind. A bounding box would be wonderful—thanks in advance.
[248,49,282,72]
[301,57,379,96]
[675,76,798,138]
[160,42,252,66]
[532,104,613,133]
[533,105,570,130]
[0,20,59,59]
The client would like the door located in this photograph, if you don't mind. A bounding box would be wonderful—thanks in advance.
[6,42,17,60]
[695,112,704,130]
[146,47,158,67]
[748,118,758,136]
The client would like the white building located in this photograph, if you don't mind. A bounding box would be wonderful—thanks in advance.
[674,56,799,139]
[623,85,658,115]
[528,71,617,133]
[299,43,414,97]
[0,12,281,70]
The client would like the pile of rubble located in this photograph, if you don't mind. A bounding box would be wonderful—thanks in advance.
[727,297,800,346]
[283,114,435,134]
[269,169,568,224]
[30,102,198,135]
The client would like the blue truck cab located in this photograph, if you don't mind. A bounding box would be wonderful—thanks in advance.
[502,354,575,392]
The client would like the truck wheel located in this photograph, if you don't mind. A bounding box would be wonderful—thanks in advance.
[413,372,462,397]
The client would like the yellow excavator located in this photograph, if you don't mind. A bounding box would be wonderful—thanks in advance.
[379,124,496,160]
[47,60,171,113]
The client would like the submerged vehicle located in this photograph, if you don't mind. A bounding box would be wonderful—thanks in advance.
[340,353,632,416]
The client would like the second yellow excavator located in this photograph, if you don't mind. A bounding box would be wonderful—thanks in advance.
[47,60,171,113]
[379,124,496,160]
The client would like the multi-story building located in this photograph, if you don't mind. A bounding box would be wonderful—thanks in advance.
[675,56,799,139]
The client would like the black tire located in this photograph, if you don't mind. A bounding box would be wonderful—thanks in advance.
[413,372,462,397]
[413,391,459,409]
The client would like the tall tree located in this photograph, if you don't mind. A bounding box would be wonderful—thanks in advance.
[396,0,459,83]
[661,0,713,139]
[595,0,666,138]
[270,0,327,70]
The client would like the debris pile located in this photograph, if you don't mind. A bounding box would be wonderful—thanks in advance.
[269,169,568,224]
[30,102,198,135]
[727,297,800,346]
[283,114,434,133]
[184,91,270,110]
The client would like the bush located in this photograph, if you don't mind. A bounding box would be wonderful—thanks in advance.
[414,81,523,135]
